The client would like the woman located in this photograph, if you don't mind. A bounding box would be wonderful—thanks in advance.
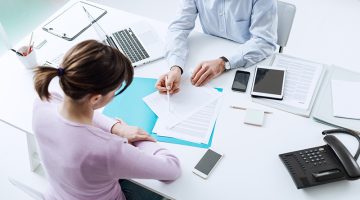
[33,40,181,200]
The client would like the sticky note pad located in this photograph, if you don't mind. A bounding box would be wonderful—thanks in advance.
[244,109,265,126]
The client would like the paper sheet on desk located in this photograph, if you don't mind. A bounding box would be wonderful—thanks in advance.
[143,82,221,126]
[153,98,222,144]
[271,54,323,109]
[331,80,360,119]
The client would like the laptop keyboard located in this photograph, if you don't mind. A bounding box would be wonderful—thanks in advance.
[112,28,150,64]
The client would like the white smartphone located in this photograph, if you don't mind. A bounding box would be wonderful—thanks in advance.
[193,149,223,179]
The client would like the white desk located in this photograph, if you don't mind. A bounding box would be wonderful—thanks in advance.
[1,1,359,199]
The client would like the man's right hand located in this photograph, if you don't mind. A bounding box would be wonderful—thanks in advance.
[156,66,182,94]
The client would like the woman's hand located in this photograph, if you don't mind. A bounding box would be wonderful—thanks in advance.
[111,120,156,143]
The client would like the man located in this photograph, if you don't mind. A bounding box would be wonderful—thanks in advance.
[156,0,278,94]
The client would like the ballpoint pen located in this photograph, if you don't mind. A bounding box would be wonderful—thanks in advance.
[230,105,272,114]
[165,76,171,112]
[27,32,34,55]
[11,49,23,56]
[30,41,35,53]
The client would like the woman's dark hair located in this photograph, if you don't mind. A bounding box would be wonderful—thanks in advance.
[34,40,133,101]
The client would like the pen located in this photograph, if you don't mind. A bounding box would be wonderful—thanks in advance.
[11,49,23,56]
[27,32,34,55]
[230,105,272,114]
[165,76,171,112]
[30,41,35,53]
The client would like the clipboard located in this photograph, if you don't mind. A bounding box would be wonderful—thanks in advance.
[42,1,107,41]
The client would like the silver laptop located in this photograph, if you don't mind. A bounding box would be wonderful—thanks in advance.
[83,7,164,67]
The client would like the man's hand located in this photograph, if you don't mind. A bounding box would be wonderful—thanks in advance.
[191,58,226,86]
[156,66,182,94]
[111,121,156,143]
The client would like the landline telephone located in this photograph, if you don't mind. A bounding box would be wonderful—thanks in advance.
[279,129,360,189]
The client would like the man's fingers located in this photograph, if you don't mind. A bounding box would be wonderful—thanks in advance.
[191,63,203,79]
[191,66,207,85]
[158,88,168,93]
[165,76,173,90]
[156,76,167,90]
[156,75,165,86]
[195,71,212,86]
[198,73,214,86]
[170,88,180,94]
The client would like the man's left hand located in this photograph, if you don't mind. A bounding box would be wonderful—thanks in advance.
[191,58,225,86]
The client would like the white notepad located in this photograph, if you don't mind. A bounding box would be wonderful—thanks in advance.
[331,80,360,119]
[244,109,265,126]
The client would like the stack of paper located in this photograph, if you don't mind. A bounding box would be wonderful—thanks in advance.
[331,80,360,119]
[143,82,222,144]
[252,54,326,117]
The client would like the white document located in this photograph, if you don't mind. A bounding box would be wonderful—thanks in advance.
[271,54,324,109]
[143,81,221,127]
[331,80,360,119]
[153,98,222,144]
[253,54,324,117]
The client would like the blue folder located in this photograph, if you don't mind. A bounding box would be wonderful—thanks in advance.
[103,77,222,148]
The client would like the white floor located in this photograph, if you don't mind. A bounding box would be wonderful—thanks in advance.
[1,0,360,199]
[0,122,34,200]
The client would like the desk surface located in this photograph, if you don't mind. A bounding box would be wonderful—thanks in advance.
[1,1,360,199]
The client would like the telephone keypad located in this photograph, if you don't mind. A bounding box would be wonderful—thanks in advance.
[298,147,327,166]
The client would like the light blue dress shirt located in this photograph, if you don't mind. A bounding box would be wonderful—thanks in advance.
[166,0,278,70]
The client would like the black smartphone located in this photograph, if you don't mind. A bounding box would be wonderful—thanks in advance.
[231,70,250,92]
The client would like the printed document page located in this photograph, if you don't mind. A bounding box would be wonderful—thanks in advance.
[153,98,222,144]
[331,80,360,119]
[143,81,221,127]
[270,54,324,109]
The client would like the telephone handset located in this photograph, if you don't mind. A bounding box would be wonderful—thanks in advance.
[279,129,360,189]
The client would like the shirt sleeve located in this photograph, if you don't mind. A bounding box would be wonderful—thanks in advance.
[227,0,278,69]
[107,138,181,182]
[92,111,118,133]
[166,0,198,70]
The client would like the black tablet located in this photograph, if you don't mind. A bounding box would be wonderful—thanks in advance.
[251,66,286,100]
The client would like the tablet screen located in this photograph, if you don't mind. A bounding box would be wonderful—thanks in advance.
[253,68,285,95]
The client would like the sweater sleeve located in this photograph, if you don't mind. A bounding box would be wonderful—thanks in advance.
[92,111,118,133]
[107,137,181,182]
